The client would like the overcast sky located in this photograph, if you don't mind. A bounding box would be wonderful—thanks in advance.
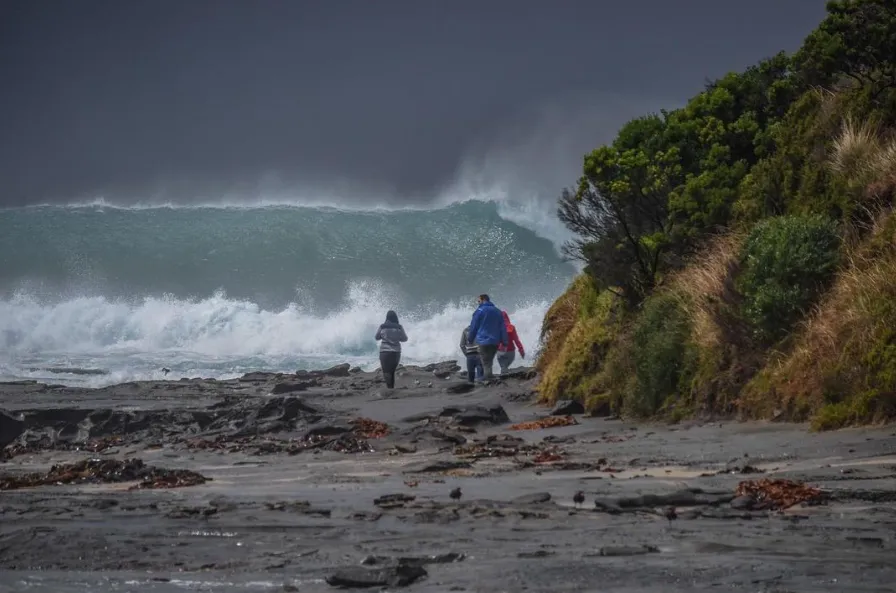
[0,0,827,207]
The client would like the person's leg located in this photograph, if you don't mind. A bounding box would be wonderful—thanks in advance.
[380,351,399,388]
[497,350,515,375]
[475,358,483,380]
[479,344,497,379]
[465,355,477,382]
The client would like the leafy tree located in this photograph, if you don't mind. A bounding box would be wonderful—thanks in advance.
[795,0,896,102]
[558,116,682,304]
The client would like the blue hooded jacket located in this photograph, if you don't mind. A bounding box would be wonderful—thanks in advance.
[467,300,509,347]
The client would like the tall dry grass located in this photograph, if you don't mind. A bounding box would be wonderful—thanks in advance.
[753,213,896,418]
[831,116,896,202]
[829,116,882,178]
[744,115,896,425]
[535,274,587,375]
[668,232,746,352]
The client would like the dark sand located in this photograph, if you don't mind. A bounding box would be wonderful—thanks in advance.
[2,362,896,592]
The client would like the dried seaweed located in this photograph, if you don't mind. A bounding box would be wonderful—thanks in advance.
[508,416,578,431]
[0,458,208,491]
[736,478,824,510]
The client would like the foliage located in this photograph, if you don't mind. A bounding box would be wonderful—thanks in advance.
[741,209,896,429]
[558,53,801,305]
[539,0,896,429]
[557,116,681,304]
[737,215,841,345]
[623,293,697,417]
[795,0,896,102]
[536,276,623,405]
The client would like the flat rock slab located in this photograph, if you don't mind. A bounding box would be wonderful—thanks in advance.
[0,410,24,448]
[513,492,552,505]
[550,399,585,416]
[326,563,427,588]
[404,460,472,474]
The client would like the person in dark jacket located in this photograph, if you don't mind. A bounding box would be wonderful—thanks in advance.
[466,294,508,380]
[497,310,525,375]
[374,310,408,389]
[460,326,483,382]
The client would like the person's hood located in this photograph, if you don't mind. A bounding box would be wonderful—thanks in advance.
[478,300,497,310]
[502,310,515,332]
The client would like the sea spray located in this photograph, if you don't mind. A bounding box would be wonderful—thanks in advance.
[0,201,572,386]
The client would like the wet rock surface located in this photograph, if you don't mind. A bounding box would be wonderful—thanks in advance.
[1,364,896,592]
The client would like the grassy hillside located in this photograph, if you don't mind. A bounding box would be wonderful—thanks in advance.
[537,0,896,430]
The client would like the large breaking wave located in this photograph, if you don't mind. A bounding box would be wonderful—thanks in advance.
[0,199,575,386]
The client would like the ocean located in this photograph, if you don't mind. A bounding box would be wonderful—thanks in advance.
[0,199,576,387]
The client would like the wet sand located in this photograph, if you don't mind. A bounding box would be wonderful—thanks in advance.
[2,362,896,592]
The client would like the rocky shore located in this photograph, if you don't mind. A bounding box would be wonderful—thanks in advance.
[2,362,896,592]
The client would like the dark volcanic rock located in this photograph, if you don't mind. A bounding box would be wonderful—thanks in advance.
[326,563,427,588]
[426,361,462,379]
[500,367,537,380]
[270,380,317,394]
[361,552,465,567]
[0,410,24,448]
[730,495,755,510]
[598,545,659,557]
[513,492,552,505]
[550,399,585,416]
[444,381,475,394]
[404,460,472,474]
[314,363,351,378]
[240,372,275,382]
[431,429,467,445]
[304,422,354,439]
[374,493,416,507]
[440,404,510,426]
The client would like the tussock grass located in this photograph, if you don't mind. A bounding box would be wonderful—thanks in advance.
[535,274,621,406]
[743,208,896,429]
[669,232,746,353]
[830,116,881,179]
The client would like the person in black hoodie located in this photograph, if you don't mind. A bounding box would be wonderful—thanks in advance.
[374,310,408,389]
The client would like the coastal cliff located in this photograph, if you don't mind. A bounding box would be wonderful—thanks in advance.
[537,0,896,430]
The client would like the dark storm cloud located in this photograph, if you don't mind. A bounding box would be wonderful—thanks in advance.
[0,0,827,206]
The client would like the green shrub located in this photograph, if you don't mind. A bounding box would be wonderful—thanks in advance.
[624,293,697,417]
[738,214,841,344]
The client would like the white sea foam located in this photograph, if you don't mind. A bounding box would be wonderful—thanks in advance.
[0,281,549,387]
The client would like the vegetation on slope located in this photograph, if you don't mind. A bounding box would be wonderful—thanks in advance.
[537,0,896,430]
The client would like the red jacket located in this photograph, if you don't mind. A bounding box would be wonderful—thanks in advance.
[497,311,525,356]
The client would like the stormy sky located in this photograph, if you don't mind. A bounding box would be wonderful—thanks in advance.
[1,0,826,207]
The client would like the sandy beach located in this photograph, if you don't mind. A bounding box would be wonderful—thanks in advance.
[2,362,896,592]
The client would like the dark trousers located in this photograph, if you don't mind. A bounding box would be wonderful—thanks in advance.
[478,344,498,379]
[465,354,483,382]
[379,351,401,388]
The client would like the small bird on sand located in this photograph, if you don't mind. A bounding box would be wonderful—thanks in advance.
[664,506,678,526]
[426,381,433,388]
[414,379,421,386]
[449,487,462,501]
[573,491,585,508]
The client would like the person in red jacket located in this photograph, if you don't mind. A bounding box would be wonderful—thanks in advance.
[497,310,525,376]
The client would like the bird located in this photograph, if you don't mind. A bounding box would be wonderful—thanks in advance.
[414,379,421,386]
[426,382,433,388]
[573,491,585,508]
[449,487,462,502]
[663,506,677,526]
[161,367,170,375]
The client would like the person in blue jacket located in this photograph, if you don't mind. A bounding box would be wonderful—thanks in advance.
[466,294,508,380]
